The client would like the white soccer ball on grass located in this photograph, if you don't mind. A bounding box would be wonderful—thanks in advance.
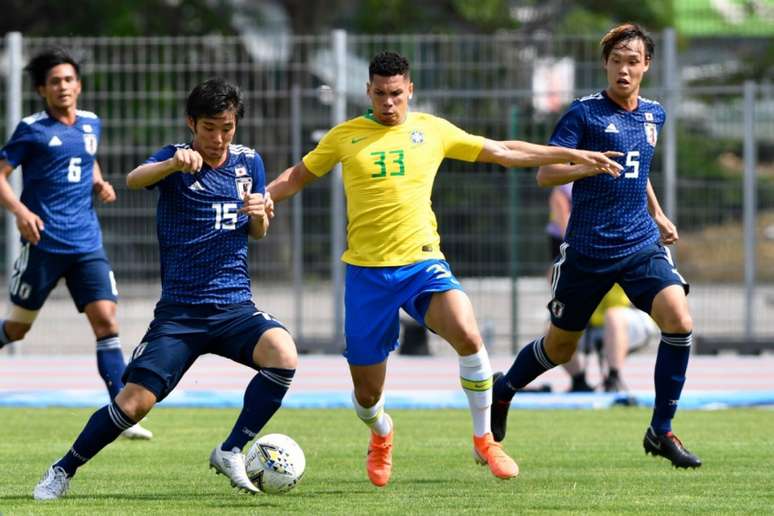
[245,433,305,494]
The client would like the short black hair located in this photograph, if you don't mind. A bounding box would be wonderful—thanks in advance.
[25,48,80,88]
[185,78,245,122]
[369,51,410,80]
[600,23,655,62]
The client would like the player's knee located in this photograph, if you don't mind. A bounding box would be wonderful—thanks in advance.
[658,312,693,334]
[353,389,382,409]
[449,327,483,356]
[115,384,157,422]
[254,329,298,369]
[3,321,31,342]
[91,319,119,338]
[544,337,577,365]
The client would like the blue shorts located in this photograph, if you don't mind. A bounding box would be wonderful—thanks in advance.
[8,244,118,312]
[549,242,689,332]
[122,301,287,401]
[344,259,463,366]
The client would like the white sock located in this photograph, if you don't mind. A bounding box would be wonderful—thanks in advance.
[459,347,493,437]
[352,391,392,436]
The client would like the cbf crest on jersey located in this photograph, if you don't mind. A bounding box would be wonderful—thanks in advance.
[410,129,424,145]
[236,176,253,198]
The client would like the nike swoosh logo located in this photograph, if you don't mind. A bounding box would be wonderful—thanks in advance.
[351,136,368,144]
[646,434,661,450]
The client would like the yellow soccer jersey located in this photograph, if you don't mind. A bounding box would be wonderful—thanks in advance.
[589,283,631,328]
[303,111,485,266]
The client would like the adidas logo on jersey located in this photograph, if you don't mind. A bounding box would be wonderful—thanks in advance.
[48,135,63,146]
[604,123,619,134]
[189,181,205,191]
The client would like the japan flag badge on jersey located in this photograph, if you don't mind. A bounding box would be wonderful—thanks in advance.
[83,134,98,155]
[644,123,658,146]
[236,177,253,198]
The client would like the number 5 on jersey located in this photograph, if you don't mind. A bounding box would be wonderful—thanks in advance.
[625,151,639,179]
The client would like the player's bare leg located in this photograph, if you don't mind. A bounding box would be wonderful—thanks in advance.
[350,361,393,486]
[426,290,518,479]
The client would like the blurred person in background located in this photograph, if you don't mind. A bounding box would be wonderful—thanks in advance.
[0,48,150,440]
[492,23,702,469]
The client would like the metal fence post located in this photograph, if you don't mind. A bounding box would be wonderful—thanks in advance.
[662,28,678,228]
[743,81,757,342]
[507,105,520,354]
[4,32,22,356]
[331,29,347,348]
[291,83,304,343]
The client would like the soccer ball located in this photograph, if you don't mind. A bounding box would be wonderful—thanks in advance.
[245,433,305,494]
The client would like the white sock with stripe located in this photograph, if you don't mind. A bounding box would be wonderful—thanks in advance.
[459,347,493,437]
[352,391,392,436]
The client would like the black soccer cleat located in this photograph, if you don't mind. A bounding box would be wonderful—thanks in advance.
[491,372,511,443]
[643,427,702,469]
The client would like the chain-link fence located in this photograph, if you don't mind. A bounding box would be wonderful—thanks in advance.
[1,30,770,356]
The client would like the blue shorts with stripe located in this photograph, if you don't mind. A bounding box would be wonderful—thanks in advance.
[122,300,286,401]
[9,243,117,312]
[344,259,463,366]
[549,242,688,332]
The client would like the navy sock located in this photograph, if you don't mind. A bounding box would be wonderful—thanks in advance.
[494,337,556,402]
[221,368,295,451]
[55,402,135,477]
[650,332,692,435]
[96,335,126,400]
[0,320,11,348]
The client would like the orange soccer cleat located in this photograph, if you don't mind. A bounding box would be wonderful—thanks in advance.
[473,433,519,479]
[366,426,393,487]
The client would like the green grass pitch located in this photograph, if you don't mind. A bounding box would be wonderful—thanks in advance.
[1,407,773,514]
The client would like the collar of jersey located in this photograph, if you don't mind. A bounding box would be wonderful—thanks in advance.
[601,90,640,113]
[364,109,410,127]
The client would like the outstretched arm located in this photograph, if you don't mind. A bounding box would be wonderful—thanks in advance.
[536,163,619,187]
[476,139,623,174]
[647,179,678,244]
[266,161,319,203]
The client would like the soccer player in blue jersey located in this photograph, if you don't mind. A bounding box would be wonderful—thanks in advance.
[33,78,298,500]
[492,23,702,469]
[0,48,151,440]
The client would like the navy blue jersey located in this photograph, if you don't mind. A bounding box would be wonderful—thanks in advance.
[549,91,665,259]
[0,110,102,253]
[145,144,266,304]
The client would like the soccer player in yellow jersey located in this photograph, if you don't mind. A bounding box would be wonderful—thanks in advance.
[267,51,623,486]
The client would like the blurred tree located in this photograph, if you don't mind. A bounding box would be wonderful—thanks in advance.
[0,0,232,36]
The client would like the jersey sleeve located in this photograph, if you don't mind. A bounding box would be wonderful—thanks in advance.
[0,122,34,167]
[252,153,267,194]
[548,101,586,149]
[302,126,342,177]
[142,145,178,189]
[435,116,485,161]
